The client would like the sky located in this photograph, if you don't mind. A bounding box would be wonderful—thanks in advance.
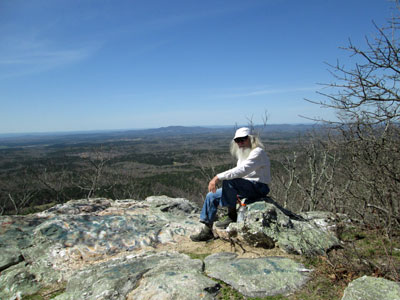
[0,0,397,134]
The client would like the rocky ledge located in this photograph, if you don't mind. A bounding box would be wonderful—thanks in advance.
[1,196,398,299]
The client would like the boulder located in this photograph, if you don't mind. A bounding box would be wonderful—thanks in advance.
[341,275,400,300]
[204,252,311,297]
[54,251,219,300]
[217,198,340,256]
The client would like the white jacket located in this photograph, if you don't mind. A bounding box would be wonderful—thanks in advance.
[216,147,271,184]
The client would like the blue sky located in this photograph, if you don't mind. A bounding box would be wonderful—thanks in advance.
[0,0,396,133]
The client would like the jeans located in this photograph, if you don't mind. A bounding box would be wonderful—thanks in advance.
[199,178,270,224]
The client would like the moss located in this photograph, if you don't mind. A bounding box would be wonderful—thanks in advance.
[338,227,366,242]
[48,289,65,299]
[302,256,325,269]
[215,280,245,300]
[288,271,344,300]
[249,296,287,300]
[22,295,43,300]
[21,285,66,300]
[184,252,211,261]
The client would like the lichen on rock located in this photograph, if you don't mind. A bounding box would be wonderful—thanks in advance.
[341,275,400,300]
[222,198,340,256]
[204,252,311,297]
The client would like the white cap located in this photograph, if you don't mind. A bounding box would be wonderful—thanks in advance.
[234,127,251,139]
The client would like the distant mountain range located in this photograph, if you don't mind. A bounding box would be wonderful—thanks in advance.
[0,124,319,148]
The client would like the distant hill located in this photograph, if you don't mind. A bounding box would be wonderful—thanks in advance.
[0,124,318,148]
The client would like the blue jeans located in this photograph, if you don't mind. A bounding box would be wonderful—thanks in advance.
[199,178,270,224]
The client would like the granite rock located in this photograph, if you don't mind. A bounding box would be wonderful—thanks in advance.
[341,275,400,300]
[220,198,340,256]
[204,252,311,297]
[54,251,219,300]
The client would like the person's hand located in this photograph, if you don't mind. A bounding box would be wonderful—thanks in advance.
[208,176,219,193]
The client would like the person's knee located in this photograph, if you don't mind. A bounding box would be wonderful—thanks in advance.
[205,191,216,201]
[205,192,220,205]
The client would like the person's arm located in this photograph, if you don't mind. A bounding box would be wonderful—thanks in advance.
[208,175,219,193]
[217,148,264,181]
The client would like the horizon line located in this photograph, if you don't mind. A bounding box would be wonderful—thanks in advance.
[0,123,318,138]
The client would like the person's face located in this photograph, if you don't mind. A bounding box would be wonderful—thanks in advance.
[234,136,250,148]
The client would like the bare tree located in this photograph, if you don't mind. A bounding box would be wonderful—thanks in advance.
[276,151,298,209]
[107,167,145,200]
[297,137,339,211]
[272,132,340,212]
[30,160,72,203]
[306,4,400,230]
[196,153,221,184]
[0,168,38,214]
[74,146,112,199]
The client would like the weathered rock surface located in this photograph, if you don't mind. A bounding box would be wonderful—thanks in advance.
[218,198,340,256]
[204,252,311,297]
[341,275,400,300]
[0,196,346,299]
[0,196,201,299]
[55,251,219,300]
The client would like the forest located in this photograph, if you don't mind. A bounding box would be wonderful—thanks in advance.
[0,125,308,214]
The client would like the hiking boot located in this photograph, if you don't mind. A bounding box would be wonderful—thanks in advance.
[190,226,214,242]
[215,206,237,229]
[215,216,235,229]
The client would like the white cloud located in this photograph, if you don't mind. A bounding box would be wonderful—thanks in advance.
[0,48,92,66]
[217,86,319,98]
[0,39,98,79]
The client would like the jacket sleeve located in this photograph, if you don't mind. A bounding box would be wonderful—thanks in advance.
[217,148,264,180]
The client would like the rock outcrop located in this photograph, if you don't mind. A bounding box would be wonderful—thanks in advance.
[0,195,388,299]
[204,252,311,297]
[0,197,202,299]
[216,198,340,256]
[341,275,400,300]
[56,251,220,300]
